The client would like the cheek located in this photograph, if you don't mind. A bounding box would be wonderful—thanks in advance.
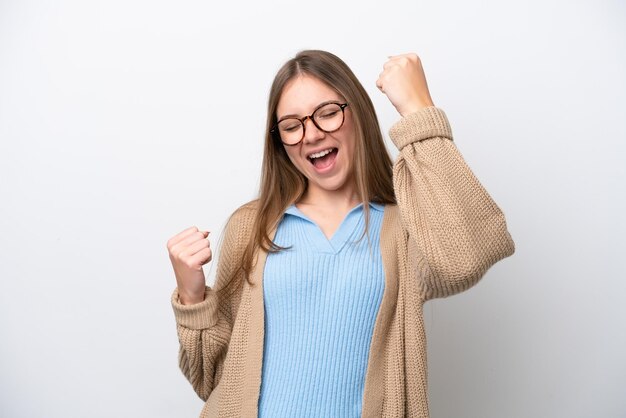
[342,119,357,157]
[284,147,306,170]
[342,134,357,160]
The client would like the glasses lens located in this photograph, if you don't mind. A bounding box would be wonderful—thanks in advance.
[277,119,303,145]
[314,103,344,132]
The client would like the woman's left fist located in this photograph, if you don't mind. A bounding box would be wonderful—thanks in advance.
[376,53,435,117]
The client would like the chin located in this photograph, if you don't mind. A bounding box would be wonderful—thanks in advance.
[313,176,350,192]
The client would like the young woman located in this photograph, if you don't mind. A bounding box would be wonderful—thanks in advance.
[166,50,515,417]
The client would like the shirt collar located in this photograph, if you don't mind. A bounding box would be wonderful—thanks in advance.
[369,201,385,212]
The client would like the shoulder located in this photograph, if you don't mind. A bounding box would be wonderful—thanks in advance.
[378,202,399,223]
[379,203,407,241]
[229,199,259,223]
[221,199,259,245]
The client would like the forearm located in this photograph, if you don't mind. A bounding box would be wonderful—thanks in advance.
[391,107,515,299]
[171,287,228,400]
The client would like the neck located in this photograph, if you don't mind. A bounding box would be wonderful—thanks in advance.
[298,182,360,211]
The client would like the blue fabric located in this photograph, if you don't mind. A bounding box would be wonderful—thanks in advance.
[258,202,386,417]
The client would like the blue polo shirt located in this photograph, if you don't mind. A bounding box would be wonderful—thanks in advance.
[258,202,386,417]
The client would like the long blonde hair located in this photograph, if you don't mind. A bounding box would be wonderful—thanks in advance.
[240,50,396,282]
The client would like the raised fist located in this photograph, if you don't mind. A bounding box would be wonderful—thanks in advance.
[376,53,435,116]
[166,226,212,305]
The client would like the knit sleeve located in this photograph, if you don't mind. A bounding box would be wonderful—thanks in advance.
[389,106,515,300]
[170,202,255,401]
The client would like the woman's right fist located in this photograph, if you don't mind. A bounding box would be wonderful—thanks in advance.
[167,226,212,305]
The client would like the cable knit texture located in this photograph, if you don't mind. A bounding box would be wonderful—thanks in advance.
[171,106,516,417]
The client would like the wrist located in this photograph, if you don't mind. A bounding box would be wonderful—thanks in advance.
[398,101,434,117]
[179,289,206,305]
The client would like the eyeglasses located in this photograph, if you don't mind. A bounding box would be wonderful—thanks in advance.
[271,101,349,146]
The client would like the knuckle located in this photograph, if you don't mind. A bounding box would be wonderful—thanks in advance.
[167,236,178,249]
[173,248,187,261]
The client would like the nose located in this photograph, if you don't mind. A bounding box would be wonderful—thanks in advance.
[302,116,325,144]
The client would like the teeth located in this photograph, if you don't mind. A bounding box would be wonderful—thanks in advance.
[309,149,334,159]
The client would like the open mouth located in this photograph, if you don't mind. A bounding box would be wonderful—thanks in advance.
[307,148,338,170]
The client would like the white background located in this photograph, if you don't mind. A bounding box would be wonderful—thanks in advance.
[1,0,624,417]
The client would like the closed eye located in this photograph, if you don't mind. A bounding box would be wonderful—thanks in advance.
[317,110,339,119]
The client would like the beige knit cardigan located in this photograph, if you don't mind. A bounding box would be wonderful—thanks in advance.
[171,106,516,417]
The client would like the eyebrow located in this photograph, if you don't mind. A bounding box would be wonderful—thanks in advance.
[277,100,342,122]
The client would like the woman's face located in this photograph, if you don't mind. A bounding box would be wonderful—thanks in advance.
[276,75,356,198]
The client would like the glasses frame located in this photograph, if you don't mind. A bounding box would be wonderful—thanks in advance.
[271,101,349,146]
